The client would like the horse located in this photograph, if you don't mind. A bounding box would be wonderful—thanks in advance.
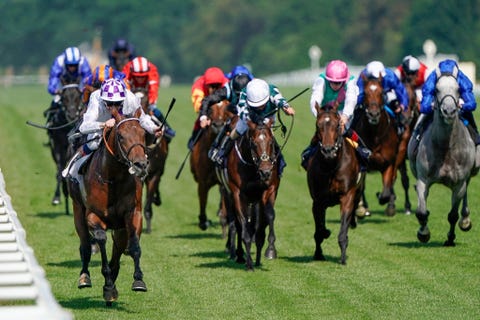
[394,75,420,215]
[132,86,169,234]
[221,117,280,271]
[190,100,234,230]
[68,107,149,306]
[111,50,131,72]
[353,75,400,216]
[46,74,83,213]
[306,104,361,265]
[407,74,480,245]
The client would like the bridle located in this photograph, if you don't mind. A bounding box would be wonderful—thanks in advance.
[316,109,343,158]
[103,118,147,178]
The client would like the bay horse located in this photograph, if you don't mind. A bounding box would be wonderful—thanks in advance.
[407,74,480,245]
[68,107,149,306]
[306,104,361,265]
[221,117,280,271]
[111,50,131,72]
[190,100,234,230]
[47,74,83,213]
[132,86,169,233]
[353,75,400,216]
[394,75,420,215]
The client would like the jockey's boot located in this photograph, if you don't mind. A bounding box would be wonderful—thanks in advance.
[62,148,85,178]
[462,111,480,145]
[344,128,371,161]
[300,134,319,171]
[212,134,236,165]
[208,126,227,160]
[153,108,176,139]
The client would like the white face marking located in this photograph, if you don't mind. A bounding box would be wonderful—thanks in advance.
[369,84,379,92]
[259,133,265,141]
[325,116,330,123]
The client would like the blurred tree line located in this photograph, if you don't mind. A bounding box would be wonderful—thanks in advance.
[1,0,479,83]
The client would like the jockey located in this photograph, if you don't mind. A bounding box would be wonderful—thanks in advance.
[82,64,128,105]
[394,55,429,102]
[300,60,371,170]
[356,60,409,134]
[123,56,175,140]
[210,78,295,175]
[62,79,161,180]
[108,38,136,70]
[188,67,229,149]
[46,47,92,120]
[197,65,254,157]
[413,59,479,145]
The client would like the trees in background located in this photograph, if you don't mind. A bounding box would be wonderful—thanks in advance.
[1,0,479,82]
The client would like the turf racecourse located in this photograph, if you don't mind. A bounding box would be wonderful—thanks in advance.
[1,84,479,320]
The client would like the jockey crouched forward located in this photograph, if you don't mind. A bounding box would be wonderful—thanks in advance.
[210,78,295,176]
[62,79,162,180]
[301,59,372,171]
[412,59,480,147]
[355,61,410,136]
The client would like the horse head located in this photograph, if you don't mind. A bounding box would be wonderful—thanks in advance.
[132,86,149,114]
[106,107,149,179]
[246,119,277,182]
[435,75,460,125]
[208,100,233,134]
[112,50,131,71]
[60,76,83,122]
[362,74,385,125]
[314,103,343,159]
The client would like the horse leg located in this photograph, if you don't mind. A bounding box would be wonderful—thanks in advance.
[197,183,212,230]
[312,199,330,261]
[72,201,92,288]
[458,192,472,232]
[355,173,370,218]
[255,203,266,267]
[415,180,431,243]
[143,177,157,234]
[338,191,356,265]
[398,161,412,215]
[91,226,118,305]
[52,171,61,205]
[242,204,255,271]
[264,199,277,260]
[445,185,465,246]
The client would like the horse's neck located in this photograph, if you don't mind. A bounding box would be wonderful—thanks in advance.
[431,112,459,147]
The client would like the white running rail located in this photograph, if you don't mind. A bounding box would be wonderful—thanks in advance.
[0,168,73,319]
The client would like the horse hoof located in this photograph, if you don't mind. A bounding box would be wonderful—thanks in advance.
[417,230,431,243]
[51,197,60,205]
[78,273,92,288]
[132,280,147,292]
[313,253,326,261]
[198,219,212,231]
[443,240,456,247]
[153,195,161,206]
[103,285,118,303]
[376,192,389,205]
[459,218,472,232]
[385,205,396,217]
[264,248,277,260]
[405,209,412,215]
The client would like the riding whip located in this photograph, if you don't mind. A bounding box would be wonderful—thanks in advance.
[175,128,204,180]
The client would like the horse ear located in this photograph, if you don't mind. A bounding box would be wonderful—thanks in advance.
[134,107,142,118]
[315,102,322,116]
[110,107,121,121]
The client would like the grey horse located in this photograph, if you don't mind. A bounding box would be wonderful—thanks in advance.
[407,74,480,245]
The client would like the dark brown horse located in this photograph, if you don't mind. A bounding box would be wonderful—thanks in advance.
[68,107,148,306]
[190,100,234,230]
[47,74,83,213]
[353,75,400,216]
[221,117,280,271]
[307,104,361,265]
[132,86,169,233]
[395,74,420,215]
[111,50,131,72]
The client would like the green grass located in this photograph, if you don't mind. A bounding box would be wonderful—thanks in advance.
[1,85,480,320]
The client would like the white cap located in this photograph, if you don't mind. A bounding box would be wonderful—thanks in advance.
[246,79,270,107]
[366,61,386,78]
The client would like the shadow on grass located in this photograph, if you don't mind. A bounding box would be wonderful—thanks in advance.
[59,296,129,311]
[388,241,446,248]
[33,211,69,219]
[165,232,223,240]
[46,259,101,268]
[280,254,340,265]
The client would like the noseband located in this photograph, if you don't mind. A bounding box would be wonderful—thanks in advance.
[103,118,147,177]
